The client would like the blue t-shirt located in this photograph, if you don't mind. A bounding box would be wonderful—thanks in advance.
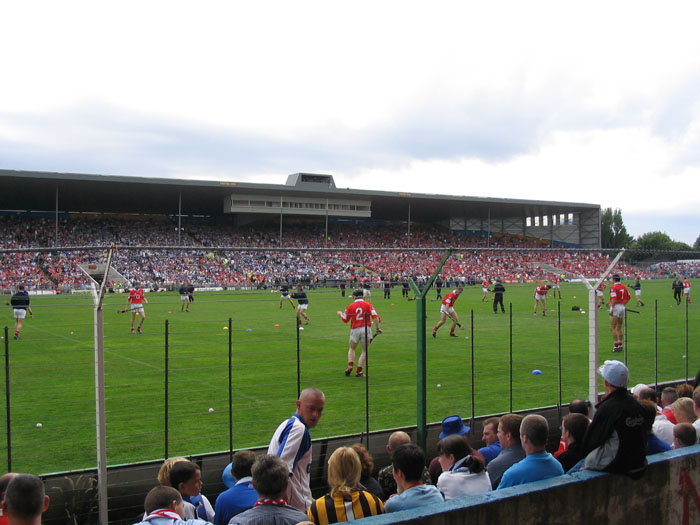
[214,477,258,525]
[497,451,564,489]
[647,434,672,455]
[384,484,444,512]
[478,441,501,464]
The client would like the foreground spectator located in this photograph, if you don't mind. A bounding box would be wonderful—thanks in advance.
[487,414,526,489]
[377,431,431,498]
[307,447,384,524]
[580,360,647,478]
[169,461,215,522]
[214,451,257,525]
[350,444,384,501]
[554,399,590,458]
[477,417,501,464]
[135,486,211,525]
[436,435,491,499]
[0,473,17,525]
[1,474,50,525]
[673,423,697,449]
[268,387,325,512]
[556,413,589,472]
[654,397,695,446]
[693,387,700,442]
[428,415,479,484]
[229,455,308,525]
[497,415,564,488]
[639,400,671,455]
[384,444,443,513]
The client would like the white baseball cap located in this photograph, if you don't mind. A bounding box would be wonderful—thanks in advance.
[631,383,649,397]
[599,360,629,388]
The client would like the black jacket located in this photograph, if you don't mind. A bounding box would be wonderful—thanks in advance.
[581,388,647,478]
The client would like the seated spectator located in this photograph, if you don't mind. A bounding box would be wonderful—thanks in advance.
[214,451,257,525]
[660,387,679,422]
[229,455,308,525]
[556,413,589,472]
[640,400,672,455]
[169,461,215,522]
[635,386,659,405]
[554,398,590,457]
[1,474,50,525]
[135,485,212,525]
[350,444,384,501]
[677,383,694,399]
[497,415,564,488]
[673,423,697,449]
[384,444,444,512]
[158,458,188,487]
[630,384,650,400]
[429,416,485,484]
[477,417,501,464]
[693,387,700,443]
[307,447,384,523]
[377,431,431,499]
[654,397,696,446]
[0,473,17,525]
[436,435,491,499]
[580,360,647,478]
[487,414,526,489]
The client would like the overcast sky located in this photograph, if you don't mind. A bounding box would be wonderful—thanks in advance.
[2,1,699,245]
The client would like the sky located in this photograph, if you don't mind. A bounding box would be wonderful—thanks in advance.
[1,1,700,245]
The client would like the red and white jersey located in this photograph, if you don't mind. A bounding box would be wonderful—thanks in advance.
[128,288,145,304]
[553,277,559,285]
[482,280,490,288]
[534,285,549,297]
[340,299,379,329]
[609,283,630,305]
[683,280,691,289]
[597,282,607,292]
[442,290,461,308]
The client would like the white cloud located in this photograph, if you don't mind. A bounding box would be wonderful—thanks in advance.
[2,0,700,244]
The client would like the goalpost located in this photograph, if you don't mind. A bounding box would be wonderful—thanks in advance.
[78,248,128,525]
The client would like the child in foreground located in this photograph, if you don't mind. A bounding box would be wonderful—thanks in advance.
[135,485,212,525]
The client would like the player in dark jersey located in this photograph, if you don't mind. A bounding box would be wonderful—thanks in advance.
[280,283,295,309]
[291,284,310,326]
[10,284,33,340]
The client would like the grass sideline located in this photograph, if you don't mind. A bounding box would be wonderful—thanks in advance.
[1,279,696,475]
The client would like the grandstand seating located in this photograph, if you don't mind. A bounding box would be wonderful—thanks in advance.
[0,215,679,290]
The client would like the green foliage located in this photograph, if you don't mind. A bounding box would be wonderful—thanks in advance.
[601,208,633,249]
[633,231,692,253]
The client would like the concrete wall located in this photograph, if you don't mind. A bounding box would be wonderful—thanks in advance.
[358,446,700,525]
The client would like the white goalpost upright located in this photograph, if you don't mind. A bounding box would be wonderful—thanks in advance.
[78,248,127,525]
[578,249,626,414]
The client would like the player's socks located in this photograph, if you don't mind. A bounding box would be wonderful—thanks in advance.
[131,328,135,334]
[432,330,437,338]
[356,366,363,376]
[449,332,457,337]
[345,362,354,376]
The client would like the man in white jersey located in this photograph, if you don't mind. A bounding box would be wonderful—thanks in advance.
[267,387,325,512]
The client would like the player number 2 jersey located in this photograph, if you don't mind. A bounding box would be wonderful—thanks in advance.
[341,299,379,329]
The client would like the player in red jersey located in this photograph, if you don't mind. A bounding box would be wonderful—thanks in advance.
[609,274,630,353]
[481,280,491,302]
[432,287,463,338]
[551,276,562,299]
[337,289,382,377]
[683,278,692,304]
[596,282,607,309]
[533,284,551,316]
[126,282,148,334]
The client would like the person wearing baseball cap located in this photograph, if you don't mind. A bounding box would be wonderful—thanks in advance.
[579,360,647,477]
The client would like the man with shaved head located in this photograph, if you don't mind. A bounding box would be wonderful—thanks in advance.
[377,431,431,498]
[268,387,325,512]
[1,474,49,525]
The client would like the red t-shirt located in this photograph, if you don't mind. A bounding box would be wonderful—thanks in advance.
[442,291,460,307]
[341,299,379,329]
[609,283,630,305]
[128,289,145,304]
[535,285,548,297]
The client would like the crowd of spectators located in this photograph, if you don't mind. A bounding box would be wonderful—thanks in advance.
[2,215,689,291]
[2,366,698,523]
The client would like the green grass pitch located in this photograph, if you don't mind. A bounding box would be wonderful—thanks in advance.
[1,279,696,475]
